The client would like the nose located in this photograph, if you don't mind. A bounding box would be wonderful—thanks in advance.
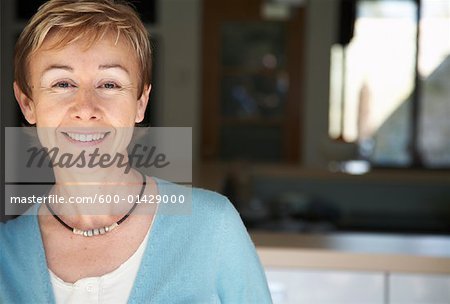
[70,89,102,121]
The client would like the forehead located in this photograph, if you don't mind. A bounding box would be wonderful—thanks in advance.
[30,31,138,71]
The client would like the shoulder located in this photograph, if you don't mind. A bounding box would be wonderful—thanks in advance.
[155,177,238,220]
[0,212,34,240]
[0,211,53,303]
[192,187,234,213]
[0,204,42,263]
[0,212,36,256]
[154,180,244,238]
[190,187,247,240]
[0,212,39,287]
[190,187,243,228]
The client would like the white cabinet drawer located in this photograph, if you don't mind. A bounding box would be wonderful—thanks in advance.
[266,268,384,304]
[389,273,450,304]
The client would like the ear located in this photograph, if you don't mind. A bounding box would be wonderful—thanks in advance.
[135,84,151,123]
[14,82,36,125]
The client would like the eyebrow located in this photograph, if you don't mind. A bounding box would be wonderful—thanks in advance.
[43,64,73,73]
[98,64,130,74]
[42,64,129,74]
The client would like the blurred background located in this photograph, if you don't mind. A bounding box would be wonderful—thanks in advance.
[1,0,449,303]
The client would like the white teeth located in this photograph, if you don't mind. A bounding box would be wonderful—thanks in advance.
[66,132,106,142]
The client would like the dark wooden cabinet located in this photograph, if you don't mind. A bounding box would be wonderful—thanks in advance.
[201,0,306,163]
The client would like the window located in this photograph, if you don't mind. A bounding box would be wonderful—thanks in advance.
[329,0,450,168]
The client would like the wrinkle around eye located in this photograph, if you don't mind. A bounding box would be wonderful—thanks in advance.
[38,86,77,95]
[96,82,136,94]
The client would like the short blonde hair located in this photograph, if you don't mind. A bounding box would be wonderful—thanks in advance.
[14,0,152,98]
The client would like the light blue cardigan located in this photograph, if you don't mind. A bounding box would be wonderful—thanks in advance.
[0,180,272,303]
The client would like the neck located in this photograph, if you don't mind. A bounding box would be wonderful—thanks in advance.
[46,168,146,229]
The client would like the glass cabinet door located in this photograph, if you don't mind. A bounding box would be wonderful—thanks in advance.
[219,22,289,161]
[201,0,305,163]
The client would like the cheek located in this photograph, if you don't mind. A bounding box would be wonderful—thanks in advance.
[106,101,139,125]
[34,102,67,127]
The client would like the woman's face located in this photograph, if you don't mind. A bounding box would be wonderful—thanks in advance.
[15,33,150,156]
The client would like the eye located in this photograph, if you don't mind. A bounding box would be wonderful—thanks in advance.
[52,81,75,89]
[100,82,121,89]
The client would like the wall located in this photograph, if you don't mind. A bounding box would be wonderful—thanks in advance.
[158,0,202,161]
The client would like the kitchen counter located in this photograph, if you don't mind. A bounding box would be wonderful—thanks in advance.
[251,232,450,274]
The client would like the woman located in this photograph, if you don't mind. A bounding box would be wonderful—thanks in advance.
[0,0,272,303]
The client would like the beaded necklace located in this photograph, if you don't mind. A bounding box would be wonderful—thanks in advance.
[45,171,146,237]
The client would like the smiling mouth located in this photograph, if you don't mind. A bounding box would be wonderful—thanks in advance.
[62,131,110,143]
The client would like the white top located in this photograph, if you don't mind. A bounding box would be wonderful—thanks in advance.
[49,218,153,304]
